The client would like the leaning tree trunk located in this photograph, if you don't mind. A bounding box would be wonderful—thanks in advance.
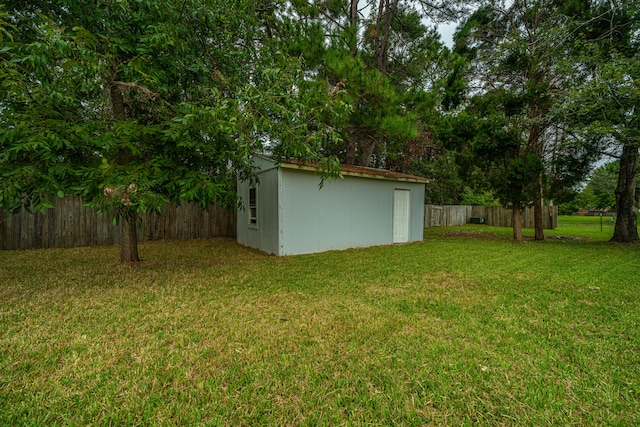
[512,207,524,242]
[611,143,640,243]
[110,76,142,262]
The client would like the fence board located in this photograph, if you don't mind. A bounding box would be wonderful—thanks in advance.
[14,213,21,250]
[1,196,237,251]
[426,205,558,229]
[0,215,4,251]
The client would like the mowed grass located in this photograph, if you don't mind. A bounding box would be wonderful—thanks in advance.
[1,221,639,425]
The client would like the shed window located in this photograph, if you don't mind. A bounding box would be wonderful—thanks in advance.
[248,187,257,227]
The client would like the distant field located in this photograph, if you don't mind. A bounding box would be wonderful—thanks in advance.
[1,225,639,425]
[549,215,617,241]
[448,215,620,241]
[558,214,617,225]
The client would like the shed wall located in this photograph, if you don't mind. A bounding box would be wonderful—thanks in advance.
[236,158,280,254]
[278,169,425,256]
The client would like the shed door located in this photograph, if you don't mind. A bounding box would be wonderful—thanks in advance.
[393,190,410,243]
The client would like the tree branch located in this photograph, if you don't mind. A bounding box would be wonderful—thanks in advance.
[111,80,161,101]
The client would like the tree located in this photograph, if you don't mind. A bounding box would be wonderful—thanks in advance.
[452,0,588,241]
[469,95,544,242]
[0,0,345,262]
[397,134,466,204]
[567,54,640,240]
[563,1,640,242]
[585,162,620,210]
[558,161,623,214]
[262,1,470,170]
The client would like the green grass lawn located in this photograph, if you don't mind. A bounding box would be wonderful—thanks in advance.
[1,221,639,425]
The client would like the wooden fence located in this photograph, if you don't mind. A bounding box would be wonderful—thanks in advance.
[0,196,237,251]
[425,205,558,229]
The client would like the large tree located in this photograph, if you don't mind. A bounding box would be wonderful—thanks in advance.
[566,52,640,241]
[0,0,345,262]
[261,0,469,169]
[562,1,639,242]
[451,0,590,241]
[457,97,544,242]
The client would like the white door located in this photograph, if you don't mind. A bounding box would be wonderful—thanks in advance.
[393,190,410,243]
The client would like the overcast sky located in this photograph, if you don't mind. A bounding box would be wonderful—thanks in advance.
[437,22,458,48]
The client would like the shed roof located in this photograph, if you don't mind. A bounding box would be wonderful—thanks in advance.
[256,155,430,184]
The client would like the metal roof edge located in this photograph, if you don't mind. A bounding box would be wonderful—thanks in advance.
[250,154,430,184]
[278,161,430,184]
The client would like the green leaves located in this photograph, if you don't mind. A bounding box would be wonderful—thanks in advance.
[580,162,620,210]
[565,52,640,145]
[1,1,254,219]
[0,0,437,241]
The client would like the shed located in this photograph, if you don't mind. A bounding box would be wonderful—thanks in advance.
[237,155,428,256]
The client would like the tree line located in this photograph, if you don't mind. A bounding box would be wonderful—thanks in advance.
[1,0,638,262]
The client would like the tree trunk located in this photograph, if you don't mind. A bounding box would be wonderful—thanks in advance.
[512,207,523,242]
[360,140,376,167]
[110,79,126,121]
[374,0,385,68]
[350,0,358,30]
[533,175,545,241]
[349,0,359,57]
[110,75,142,262]
[611,144,640,243]
[350,0,357,23]
[120,212,140,263]
[374,0,399,73]
[345,129,357,165]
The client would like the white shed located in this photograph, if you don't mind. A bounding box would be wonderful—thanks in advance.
[237,155,428,256]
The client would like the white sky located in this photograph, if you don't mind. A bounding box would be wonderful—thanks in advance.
[437,22,458,48]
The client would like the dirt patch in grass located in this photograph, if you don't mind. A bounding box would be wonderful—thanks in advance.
[442,230,503,240]
[547,235,588,241]
[442,230,592,242]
